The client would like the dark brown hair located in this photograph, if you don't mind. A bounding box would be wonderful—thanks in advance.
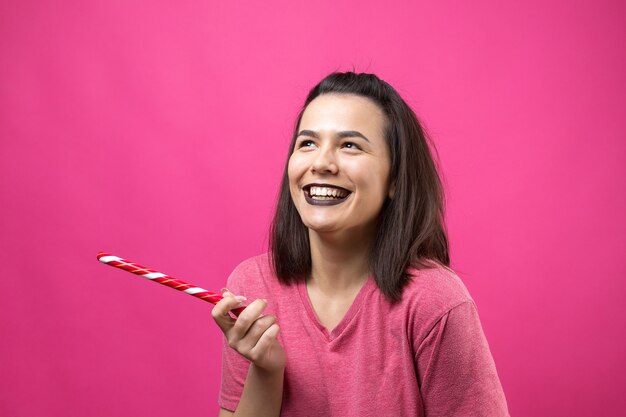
[270,72,449,302]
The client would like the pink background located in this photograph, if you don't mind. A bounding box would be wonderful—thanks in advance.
[1,1,625,416]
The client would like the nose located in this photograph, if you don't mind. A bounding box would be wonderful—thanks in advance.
[311,144,338,174]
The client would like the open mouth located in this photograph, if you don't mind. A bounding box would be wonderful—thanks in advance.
[303,184,352,206]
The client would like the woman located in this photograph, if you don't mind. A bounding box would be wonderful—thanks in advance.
[212,72,509,416]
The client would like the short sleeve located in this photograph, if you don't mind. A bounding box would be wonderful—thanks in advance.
[218,335,250,411]
[415,301,509,417]
[217,264,252,412]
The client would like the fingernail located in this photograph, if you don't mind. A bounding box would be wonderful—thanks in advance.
[235,295,247,302]
[222,291,232,298]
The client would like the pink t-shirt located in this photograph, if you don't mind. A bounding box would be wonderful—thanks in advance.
[219,254,509,416]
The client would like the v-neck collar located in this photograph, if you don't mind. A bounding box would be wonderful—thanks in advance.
[297,276,375,342]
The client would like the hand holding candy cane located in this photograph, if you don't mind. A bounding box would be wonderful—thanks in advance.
[212,290,285,373]
[97,252,283,371]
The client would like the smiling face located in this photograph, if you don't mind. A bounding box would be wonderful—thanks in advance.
[288,94,393,240]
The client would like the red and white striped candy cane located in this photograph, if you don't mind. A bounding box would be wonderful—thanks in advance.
[97,252,245,316]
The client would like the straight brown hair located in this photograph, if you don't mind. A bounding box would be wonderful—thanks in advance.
[270,72,449,302]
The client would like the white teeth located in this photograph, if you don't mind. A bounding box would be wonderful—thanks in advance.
[308,186,348,198]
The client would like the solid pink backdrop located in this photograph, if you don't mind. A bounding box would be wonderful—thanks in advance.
[1,1,625,416]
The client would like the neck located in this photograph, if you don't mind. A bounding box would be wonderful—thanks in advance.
[307,228,374,293]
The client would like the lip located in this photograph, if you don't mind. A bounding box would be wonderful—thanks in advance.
[302,183,352,206]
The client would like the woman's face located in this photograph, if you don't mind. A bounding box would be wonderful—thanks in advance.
[288,94,393,238]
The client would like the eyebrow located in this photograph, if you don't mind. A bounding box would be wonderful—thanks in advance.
[297,129,371,143]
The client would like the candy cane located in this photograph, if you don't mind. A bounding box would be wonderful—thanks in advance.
[97,252,245,316]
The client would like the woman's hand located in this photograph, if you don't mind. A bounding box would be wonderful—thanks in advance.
[212,289,285,373]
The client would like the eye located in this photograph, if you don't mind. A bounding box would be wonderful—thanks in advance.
[341,141,361,150]
[297,139,316,148]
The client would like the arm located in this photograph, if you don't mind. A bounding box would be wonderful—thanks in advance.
[415,301,509,417]
[227,362,283,417]
[217,363,284,417]
[212,291,285,417]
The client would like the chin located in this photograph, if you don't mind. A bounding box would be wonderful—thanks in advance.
[302,219,340,234]
[304,223,336,233]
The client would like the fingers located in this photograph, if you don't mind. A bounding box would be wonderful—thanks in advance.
[211,289,272,342]
[225,298,273,351]
[212,290,284,370]
[211,290,247,332]
[248,323,281,363]
[230,298,268,337]
[231,314,277,353]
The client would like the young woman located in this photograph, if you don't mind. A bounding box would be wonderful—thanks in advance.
[212,72,509,417]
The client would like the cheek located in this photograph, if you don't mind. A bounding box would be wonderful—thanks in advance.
[287,154,308,184]
[348,161,390,188]
[363,168,392,200]
[287,155,297,184]
[287,155,304,197]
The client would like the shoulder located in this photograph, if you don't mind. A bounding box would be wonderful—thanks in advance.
[404,261,472,305]
[225,252,275,294]
[399,261,474,332]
